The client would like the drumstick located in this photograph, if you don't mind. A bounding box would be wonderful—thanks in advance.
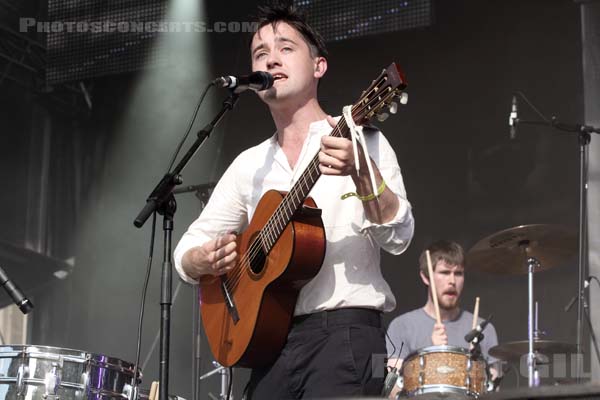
[149,381,159,400]
[472,297,480,329]
[426,250,442,324]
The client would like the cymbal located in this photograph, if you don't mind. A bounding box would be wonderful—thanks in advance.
[489,340,577,362]
[0,240,69,307]
[467,224,577,274]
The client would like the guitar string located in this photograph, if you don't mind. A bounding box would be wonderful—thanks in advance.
[239,83,399,268]
[224,143,331,291]
[223,124,342,292]
[224,86,397,292]
[222,109,359,291]
[224,84,398,292]
[224,121,345,292]
[247,76,399,259]
[226,155,327,291]
[223,82,398,292]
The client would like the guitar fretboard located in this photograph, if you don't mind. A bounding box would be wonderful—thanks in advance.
[254,68,403,254]
[257,118,348,252]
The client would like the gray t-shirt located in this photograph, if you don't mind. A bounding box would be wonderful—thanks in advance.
[386,308,499,363]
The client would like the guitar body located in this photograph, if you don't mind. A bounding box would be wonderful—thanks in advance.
[199,190,326,367]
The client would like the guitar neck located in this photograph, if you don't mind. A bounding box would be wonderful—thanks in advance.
[258,120,350,253]
[257,62,408,253]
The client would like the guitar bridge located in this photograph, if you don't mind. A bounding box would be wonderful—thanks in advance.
[220,276,240,324]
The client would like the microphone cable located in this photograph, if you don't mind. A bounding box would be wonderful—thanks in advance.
[166,83,216,173]
[131,211,157,399]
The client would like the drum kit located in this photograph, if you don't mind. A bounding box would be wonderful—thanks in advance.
[394,224,581,399]
[0,222,584,399]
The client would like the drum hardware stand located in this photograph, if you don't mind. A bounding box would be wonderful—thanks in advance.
[565,276,600,372]
[470,335,484,360]
[511,91,600,383]
[133,91,241,400]
[173,185,215,400]
[526,256,541,387]
[582,288,600,371]
[469,323,490,391]
[199,361,231,400]
[192,286,202,400]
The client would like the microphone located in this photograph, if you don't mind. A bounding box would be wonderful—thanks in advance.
[0,266,34,314]
[564,277,592,312]
[509,95,518,139]
[212,71,274,94]
[382,367,399,397]
[465,314,493,343]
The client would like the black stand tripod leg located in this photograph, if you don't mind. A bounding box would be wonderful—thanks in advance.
[159,195,176,400]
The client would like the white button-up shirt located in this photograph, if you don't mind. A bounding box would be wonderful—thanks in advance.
[174,118,414,315]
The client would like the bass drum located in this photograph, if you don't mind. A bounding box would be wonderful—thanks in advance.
[399,345,488,399]
[0,345,140,399]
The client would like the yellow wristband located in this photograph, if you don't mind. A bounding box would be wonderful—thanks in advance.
[341,180,386,201]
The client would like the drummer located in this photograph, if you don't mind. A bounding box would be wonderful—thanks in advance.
[386,240,500,378]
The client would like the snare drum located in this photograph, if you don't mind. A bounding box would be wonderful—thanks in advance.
[399,345,488,399]
[0,345,140,399]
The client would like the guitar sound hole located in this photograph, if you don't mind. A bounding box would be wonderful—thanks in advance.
[249,242,267,274]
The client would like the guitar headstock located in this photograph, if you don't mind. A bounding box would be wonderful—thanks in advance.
[351,63,408,126]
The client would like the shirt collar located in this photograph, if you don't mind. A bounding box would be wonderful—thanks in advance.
[269,117,333,146]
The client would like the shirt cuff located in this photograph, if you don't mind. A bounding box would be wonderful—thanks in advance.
[359,195,414,255]
[173,237,201,284]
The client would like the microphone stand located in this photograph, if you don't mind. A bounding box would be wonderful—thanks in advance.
[467,323,506,392]
[470,334,484,360]
[133,91,240,400]
[512,92,599,383]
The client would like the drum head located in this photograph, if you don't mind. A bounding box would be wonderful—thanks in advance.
[403,345,470,363]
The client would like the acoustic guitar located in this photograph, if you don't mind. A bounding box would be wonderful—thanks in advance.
[199,63,408,367]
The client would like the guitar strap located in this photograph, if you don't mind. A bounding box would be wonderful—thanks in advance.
[342,105,379,199]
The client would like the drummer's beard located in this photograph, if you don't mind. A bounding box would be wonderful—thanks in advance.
[437,289,460,310]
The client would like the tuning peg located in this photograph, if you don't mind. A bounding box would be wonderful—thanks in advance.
[376,112,389,122]
[389,102,398,114]
[399,92,408,105]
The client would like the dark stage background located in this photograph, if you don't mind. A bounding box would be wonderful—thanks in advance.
[0,0,591,398]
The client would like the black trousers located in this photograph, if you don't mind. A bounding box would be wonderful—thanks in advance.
[245,308,387,399]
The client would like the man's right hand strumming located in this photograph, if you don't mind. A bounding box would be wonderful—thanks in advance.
[181,234,238,279]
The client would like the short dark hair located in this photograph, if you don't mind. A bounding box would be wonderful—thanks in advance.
[418,240,466,278]
[252,3,328,58]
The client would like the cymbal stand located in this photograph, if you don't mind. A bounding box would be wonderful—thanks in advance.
[581,285,600,370]
[199,361,231,400]
[526,256,541,387]
[511,91,599,382]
